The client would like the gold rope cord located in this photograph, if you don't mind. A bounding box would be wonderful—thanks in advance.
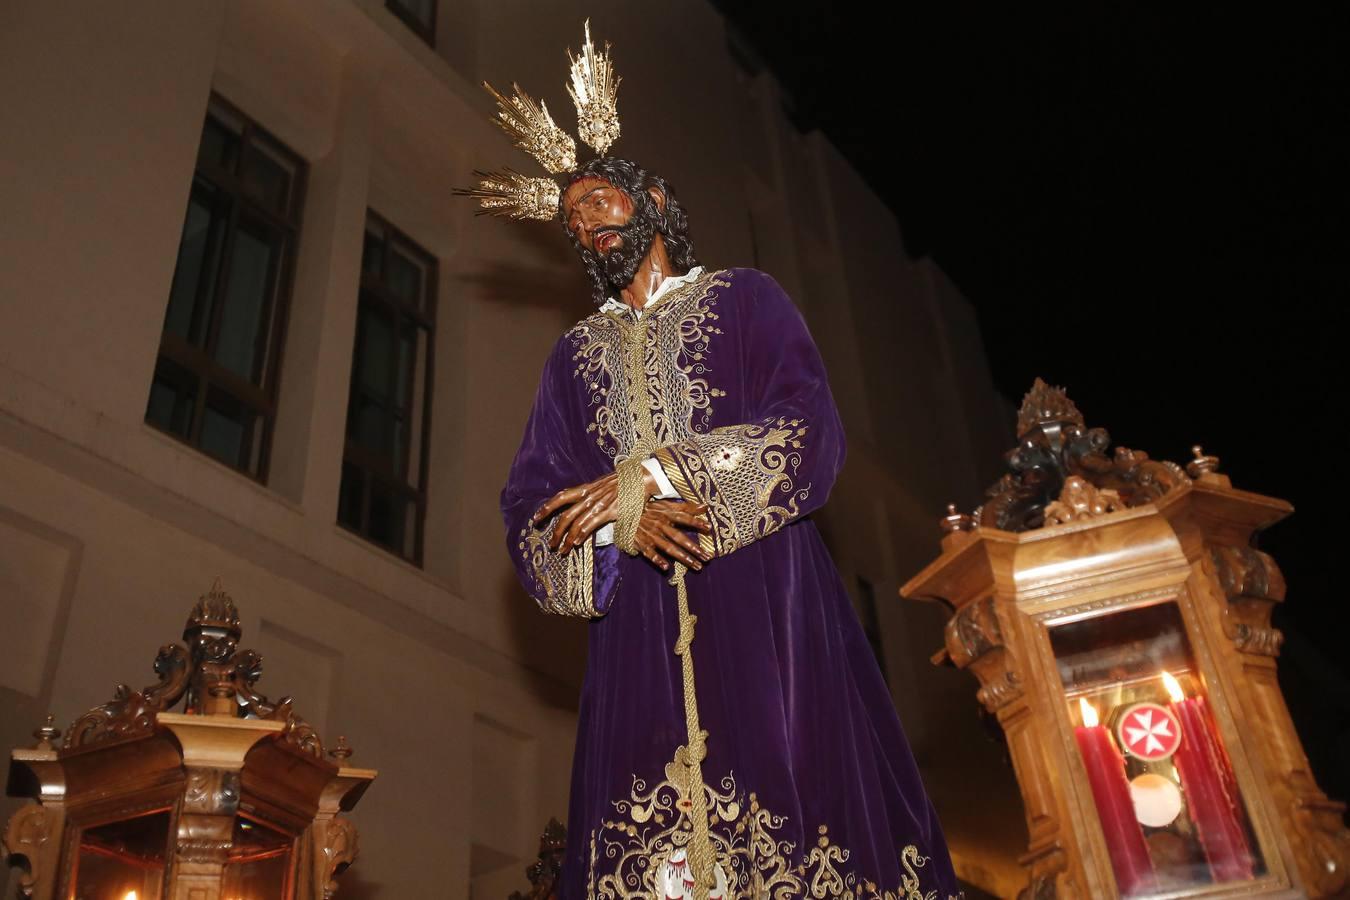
[616,289,717,899]
[669,560,715,897]
[612,456,648,554]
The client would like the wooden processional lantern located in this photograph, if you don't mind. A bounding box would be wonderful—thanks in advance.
[2,582,375,900]
[903,380,1349,899]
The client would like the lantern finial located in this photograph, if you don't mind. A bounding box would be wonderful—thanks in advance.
[1016,378,1084,438]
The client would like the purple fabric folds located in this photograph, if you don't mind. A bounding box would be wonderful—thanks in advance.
[502,269,960,899]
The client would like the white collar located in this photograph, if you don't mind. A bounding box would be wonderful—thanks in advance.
[599,266,706,318]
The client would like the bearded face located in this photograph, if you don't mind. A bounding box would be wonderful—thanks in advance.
[558,159,699,307]
[562,176,661,295]
[591,209,657,290]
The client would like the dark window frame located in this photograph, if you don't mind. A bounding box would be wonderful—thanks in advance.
[385,0,436,46]
[146,94,307,482]
[338,212,437,566]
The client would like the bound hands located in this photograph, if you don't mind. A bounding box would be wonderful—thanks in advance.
[531,471,714,572]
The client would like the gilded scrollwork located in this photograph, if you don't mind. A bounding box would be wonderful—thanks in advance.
[655,414,810,557]
[566,269,819,560]
[568,269,730,461]
[519,270,731,614]
[661,417,811,557]
[517,516,601,618]
[588,770,961,900]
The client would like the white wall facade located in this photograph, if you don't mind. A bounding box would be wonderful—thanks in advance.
[0,1,1021,895]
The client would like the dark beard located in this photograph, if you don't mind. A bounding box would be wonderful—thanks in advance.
[593,213,657,292]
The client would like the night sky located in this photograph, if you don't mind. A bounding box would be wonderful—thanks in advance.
[715,3,1349,810]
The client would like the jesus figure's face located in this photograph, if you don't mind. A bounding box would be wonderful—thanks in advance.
[561,175,660,293]
[563,176,632,254]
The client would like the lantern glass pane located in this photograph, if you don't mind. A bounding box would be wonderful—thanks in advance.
[73,810,170,900]
[1049,601,1267,895]
[221,814,293,899]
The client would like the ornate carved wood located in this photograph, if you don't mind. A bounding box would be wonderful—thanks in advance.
[977,379,1188,532]
[63,643,190,749]
[509,818,567,900]
[905,380,1350,899]
[1183,485,1350,896]
[1,803,52,899]
[4,582,377,900]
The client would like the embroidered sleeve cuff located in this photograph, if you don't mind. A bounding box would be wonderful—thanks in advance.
[653,418,811,561]
[519,521,618,617]
[652,445,720,559]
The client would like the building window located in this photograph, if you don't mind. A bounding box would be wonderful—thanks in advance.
[146,96,306,479]
[386,0,436,45]
[337,214,436,564]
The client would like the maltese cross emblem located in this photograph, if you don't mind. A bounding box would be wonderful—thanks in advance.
[1116,702,1182,760]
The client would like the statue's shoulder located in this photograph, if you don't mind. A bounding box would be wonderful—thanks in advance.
[714,268,794,312]
[692,266,770,302]
[559,308,621,362]
[564,307,618,338]
[715,267,785,296]
[720,266,771,283]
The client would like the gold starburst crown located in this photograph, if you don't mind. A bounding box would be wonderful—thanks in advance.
[455,20,622,222]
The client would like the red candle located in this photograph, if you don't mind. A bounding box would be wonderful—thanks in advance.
[1074,698,1156,896]
[1162,673,1255,882]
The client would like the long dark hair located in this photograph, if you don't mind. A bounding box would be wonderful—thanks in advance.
[559,157,699,306]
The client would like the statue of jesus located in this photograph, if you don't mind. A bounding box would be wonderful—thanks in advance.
[500,155,961,900]
[457,24,961,899]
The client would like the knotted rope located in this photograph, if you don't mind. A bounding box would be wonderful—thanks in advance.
[670,560,715,897]
[615,291,717,899]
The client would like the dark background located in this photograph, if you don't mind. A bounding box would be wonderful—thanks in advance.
[714,2,1349,815]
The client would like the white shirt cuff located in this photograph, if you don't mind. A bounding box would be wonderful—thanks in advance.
[596,458,680,547]
[643,457,680,499]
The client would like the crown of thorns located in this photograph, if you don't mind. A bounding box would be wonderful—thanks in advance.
[454,20,621,222]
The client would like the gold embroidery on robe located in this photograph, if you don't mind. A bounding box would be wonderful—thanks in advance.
[516,272,730,618]
[566,270,731,462]
[587,769,962,900]
[518,518,599,618]
[654,416,810,557]
[566,273,954,899]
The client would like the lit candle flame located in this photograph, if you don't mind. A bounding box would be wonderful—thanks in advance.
[1079,697,1099,727]
[1161,670,1185,703]
[123,892,138,900]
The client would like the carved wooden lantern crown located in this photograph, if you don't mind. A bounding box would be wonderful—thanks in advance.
[905,381,1349,899]
[2,581,376,900]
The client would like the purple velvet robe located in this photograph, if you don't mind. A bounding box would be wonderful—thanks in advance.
[502,268,960,899]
